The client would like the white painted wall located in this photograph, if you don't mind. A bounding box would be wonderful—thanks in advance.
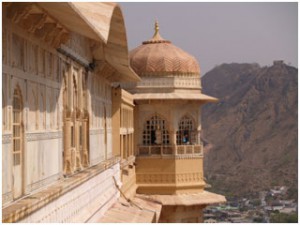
[2,136,13,204]
[25,134,62,192]
[20,163,121,223]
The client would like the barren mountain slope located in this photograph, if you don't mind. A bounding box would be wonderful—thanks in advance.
[202,62,298,197]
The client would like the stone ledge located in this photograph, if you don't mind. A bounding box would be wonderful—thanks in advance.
[137,155,203,159]
[97,196,162,223]
[143,191,226,206]
[120,155,136,168]
[2,156,120,223]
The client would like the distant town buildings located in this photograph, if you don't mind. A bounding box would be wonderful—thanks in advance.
[204,186,297,223]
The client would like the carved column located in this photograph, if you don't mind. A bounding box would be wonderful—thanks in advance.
[197,129,201,145]
[171,130,177,155]
[76,69,83,170]
[198,108,202,145]
[68,66,73,112]
[81,118,89,167]
[75,119,83,171]
[63,117,75,175]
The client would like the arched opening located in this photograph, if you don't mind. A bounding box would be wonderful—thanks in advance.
[62,69,72,175]
[12,86,24,199]
[73,73,83,171]
[80,73,89,167]
[63,67,90,174]
[176,115,196,145]
[143,114,170,146]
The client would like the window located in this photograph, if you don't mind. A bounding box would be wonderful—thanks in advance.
[143,114,169,145]
[13,89,22,166]
[63,65,90,174]
[79,125,82,147]
[12,86,24,199]
[176,115,196,145]
[71,126,74,147]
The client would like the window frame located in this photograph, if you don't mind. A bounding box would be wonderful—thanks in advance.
[176,115,196,145]
[142,114,170,146]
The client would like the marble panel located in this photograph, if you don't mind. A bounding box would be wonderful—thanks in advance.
[19,164,120,223]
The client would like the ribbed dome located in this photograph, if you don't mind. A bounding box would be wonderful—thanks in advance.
[129,22,200,76]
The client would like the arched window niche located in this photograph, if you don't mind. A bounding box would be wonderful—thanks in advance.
[142,114,170,146]
[12,85,25,199]
[176,115,197,145]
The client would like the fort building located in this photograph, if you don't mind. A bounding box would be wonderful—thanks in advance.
[2,2,225,223]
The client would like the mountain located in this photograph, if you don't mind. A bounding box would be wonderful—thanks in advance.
[201,62,298,197]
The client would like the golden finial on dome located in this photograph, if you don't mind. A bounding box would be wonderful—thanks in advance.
[143,20,171,44]
[154,20,159,35]
[152,20,162,40]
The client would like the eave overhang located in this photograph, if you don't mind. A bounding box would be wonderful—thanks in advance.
[37,2,140,83]
[133,92,219,103]
[138,191,226,206]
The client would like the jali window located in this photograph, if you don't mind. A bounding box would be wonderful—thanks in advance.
[143,114,169,145]
[13,88,22,166]
[176,115,196,145]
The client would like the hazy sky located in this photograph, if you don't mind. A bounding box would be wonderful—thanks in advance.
[120,2,298,75]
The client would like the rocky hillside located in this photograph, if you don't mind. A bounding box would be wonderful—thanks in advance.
[201,62,298,197]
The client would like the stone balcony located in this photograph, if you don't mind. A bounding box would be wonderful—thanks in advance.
[135,143,205,195]
[137,143,203,157]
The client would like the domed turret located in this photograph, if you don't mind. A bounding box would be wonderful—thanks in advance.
[126,22,225,223]
[130,21,200,76]
[126,21,217,103]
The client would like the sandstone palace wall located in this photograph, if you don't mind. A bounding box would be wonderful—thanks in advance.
[3,3,115,209]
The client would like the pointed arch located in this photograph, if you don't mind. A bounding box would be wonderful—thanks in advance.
[176,114,196,145]
[12,84,25,199]
[142,113,170,146]
[72,73,78,116]
[81,70,88,113]
[62,70,68,119]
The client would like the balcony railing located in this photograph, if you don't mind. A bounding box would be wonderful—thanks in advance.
[138,143,203,157]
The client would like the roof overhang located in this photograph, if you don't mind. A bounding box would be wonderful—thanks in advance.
[133,92,219,102]
[137,191,226,206]
[37,2,108,42]
[103,4,140,82]
[37,2,140,82]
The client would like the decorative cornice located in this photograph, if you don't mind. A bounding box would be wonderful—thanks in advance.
[57,45,90,70]
[136,172,203,184]
[2,134,12,144]
[89,129,104,135]
[26,131,62,142]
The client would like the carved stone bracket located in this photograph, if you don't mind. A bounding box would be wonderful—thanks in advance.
[6,3,70,48]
